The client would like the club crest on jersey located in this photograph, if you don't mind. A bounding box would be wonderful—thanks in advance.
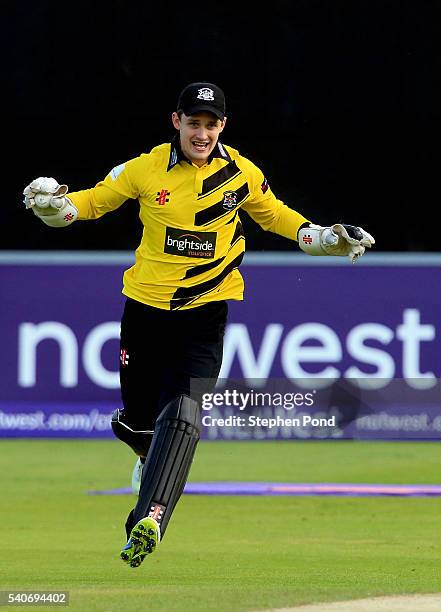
[120,349,129,366]
[222,190,238,210]
[197,87,214,101]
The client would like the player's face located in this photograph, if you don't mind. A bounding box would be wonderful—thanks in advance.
[172,112,226,167]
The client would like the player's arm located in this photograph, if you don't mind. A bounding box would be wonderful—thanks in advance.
[23,160,140,227]
[240,169,310,240]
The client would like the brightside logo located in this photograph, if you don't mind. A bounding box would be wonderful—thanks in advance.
[164,227,217,258]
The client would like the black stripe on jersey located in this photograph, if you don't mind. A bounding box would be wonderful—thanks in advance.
[194,182,250,227]
[182,222,243,280]
[230,220,244,247]
[183,256,226,280]
[198,161,241,199]
[226,210,238,224]
[170,253,244,310]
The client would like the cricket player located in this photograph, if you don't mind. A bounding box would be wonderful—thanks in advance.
[23,82,374,568]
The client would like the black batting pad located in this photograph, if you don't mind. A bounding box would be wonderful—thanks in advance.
[131,395,200,536]
[111,409,153,457]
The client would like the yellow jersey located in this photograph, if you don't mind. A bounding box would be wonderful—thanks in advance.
[68,138,309,310]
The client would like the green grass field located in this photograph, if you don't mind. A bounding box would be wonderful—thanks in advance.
[1,439,441,610]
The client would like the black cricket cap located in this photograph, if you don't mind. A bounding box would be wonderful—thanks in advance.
[177,82,226,121]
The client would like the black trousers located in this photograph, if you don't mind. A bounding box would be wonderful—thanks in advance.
[119,297,228,432]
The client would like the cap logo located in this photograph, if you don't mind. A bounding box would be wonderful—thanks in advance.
[197,87,215,101]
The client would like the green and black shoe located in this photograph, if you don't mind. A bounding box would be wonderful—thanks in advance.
[120,517,161,568]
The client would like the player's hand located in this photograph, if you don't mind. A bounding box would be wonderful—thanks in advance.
[23,177,78,227]
[298,223,375,262]
[23,177,68,210]
[324,224,375,263]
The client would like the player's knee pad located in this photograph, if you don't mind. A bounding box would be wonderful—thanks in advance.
[111,409,153,457]
[132,394,200,535]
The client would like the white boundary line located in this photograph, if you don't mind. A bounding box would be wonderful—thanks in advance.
[0,251,440,266]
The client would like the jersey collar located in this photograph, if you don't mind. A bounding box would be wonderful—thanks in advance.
[167,135,232,171]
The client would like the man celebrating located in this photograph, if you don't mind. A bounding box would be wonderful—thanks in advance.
[23,82,374,568]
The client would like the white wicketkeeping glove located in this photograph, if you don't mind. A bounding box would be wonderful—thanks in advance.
[23,177,78,227]
[298,223,375,263]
